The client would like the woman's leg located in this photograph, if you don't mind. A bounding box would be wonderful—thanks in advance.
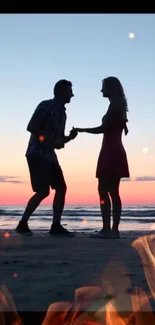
[109,177,121,236]
[98,178,111,233]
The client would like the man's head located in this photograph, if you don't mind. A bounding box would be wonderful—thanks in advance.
[54,79,74,104]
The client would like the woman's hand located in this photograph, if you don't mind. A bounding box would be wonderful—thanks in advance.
[73,127,84,132]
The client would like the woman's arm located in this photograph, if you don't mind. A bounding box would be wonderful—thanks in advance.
[75,125,104,134]
[74,102,121,135]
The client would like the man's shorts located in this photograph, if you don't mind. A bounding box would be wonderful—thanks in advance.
[26,155,66,193]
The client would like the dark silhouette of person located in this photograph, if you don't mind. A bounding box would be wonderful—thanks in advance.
[16,80,77,236]
[74,77,130,238]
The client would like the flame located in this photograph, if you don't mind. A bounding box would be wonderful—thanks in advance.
[0,285,23,325]
[132,235,155,302]
[41,233,155,325]
[1,234,155,324]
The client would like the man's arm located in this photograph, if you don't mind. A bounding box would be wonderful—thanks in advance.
[27,102,60,149]
[59,128,78,145]
[28,103,65,149]
[27,101,47,136]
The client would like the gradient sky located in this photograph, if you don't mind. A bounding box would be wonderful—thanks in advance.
[0,14,155,206]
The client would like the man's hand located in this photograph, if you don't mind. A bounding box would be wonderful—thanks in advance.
[69,127,78,140]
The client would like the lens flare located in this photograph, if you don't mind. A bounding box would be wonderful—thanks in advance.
[142,147,148,154]
[38,135,45,142]
[4,232,10,238]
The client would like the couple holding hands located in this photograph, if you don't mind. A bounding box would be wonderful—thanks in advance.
[16,77,129,239]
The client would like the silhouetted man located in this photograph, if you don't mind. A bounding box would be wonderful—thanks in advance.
[16,80,77,236]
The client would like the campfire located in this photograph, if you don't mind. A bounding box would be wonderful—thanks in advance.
[1,234,155,325]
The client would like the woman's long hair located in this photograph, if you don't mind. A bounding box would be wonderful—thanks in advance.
[103,76,128,113]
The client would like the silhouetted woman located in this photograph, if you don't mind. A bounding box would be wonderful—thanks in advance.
[74,77,130,238]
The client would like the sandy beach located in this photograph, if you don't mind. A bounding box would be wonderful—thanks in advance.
[0,229,155,324]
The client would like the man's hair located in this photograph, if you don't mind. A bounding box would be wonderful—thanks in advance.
[54,79,72,96]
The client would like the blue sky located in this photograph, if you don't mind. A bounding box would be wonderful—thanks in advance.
[0,14,155,205]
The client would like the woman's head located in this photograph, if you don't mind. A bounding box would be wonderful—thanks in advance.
[101,76,128,111]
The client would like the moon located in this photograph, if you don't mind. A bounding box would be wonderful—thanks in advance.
[129,33,135,39]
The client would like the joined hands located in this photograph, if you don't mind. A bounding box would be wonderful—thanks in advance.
[69,127,78,139]
[70,127,84,135]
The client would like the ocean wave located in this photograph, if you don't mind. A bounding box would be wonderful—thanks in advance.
[0,208,155,218]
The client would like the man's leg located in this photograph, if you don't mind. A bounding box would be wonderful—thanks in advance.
[16,191,49,233]
[49,165,74,236]
[16,155,50,234]
[52,183,67,225]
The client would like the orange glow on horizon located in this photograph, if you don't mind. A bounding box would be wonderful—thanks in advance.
[0,179,155,206]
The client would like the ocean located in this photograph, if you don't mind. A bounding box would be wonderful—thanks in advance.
[0,205,155,233]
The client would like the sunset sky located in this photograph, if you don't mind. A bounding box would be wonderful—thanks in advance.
[0,14,155,206]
